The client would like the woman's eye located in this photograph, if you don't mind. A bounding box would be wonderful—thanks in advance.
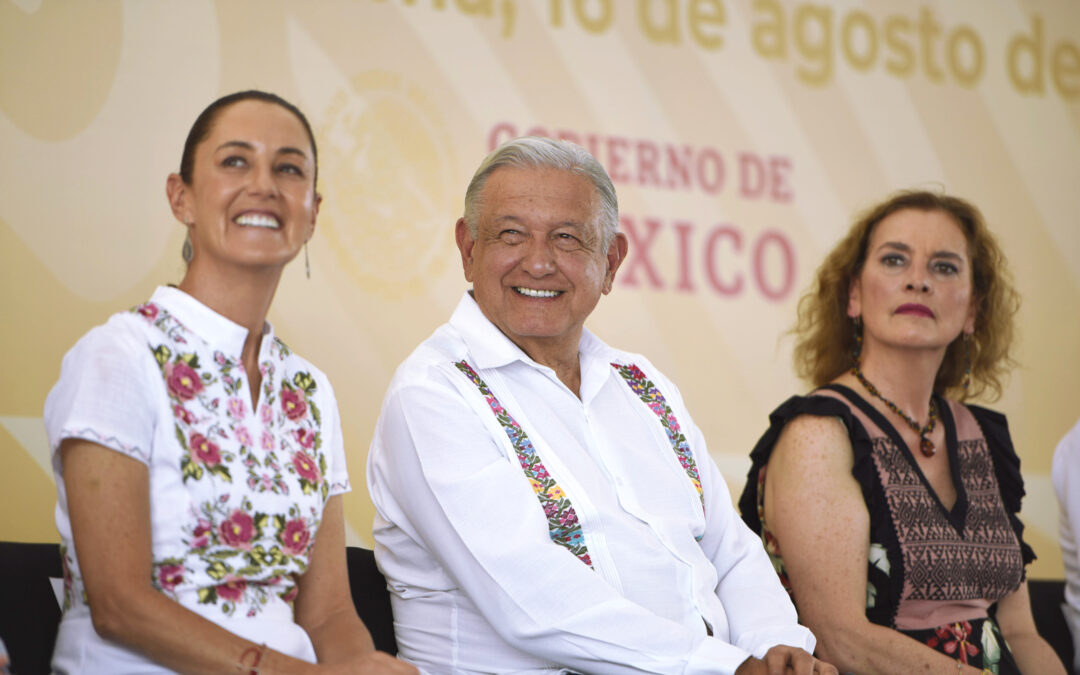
[222,155,247,168]
[881,253,906,267]
[933,261,959,275]
[276,163,303,176]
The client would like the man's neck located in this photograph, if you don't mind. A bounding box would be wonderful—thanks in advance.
[517,335,583,399]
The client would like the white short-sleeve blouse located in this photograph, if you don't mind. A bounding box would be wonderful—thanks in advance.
[45,286,350,673]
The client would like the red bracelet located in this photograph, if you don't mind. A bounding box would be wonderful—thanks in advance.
[236,643,267,674]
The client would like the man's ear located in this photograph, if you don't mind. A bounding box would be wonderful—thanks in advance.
[455,218,476,283]
[602,232,629,295]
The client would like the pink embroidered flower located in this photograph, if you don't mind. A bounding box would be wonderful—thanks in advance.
[260,430,275,451]
[260,404,273,425]
[217,576,247,602]
[292,451,321,483]
[281,519,311,556]
[219,510,255,549]
[191,519,212,549]
[234,426,253,447]
[279,583,299,605]
[157,563,184,590]
[293,428,315,449]
[281,389,307,420]
[137,303,159,320]
[214,351,227,366]
[165,361,203,400]
[173,404,195,425]
[189,433,221,466]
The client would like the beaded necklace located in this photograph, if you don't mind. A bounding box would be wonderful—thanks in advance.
[851,364,938,457]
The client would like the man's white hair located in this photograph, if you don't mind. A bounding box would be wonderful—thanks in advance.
[462,136,619,252]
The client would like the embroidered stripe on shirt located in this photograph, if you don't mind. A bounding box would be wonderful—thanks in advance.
[453,360,593,567]
[611,362,705,514]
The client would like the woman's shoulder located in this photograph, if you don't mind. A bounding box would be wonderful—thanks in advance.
[62,308,160,365]
[765,385,861,428]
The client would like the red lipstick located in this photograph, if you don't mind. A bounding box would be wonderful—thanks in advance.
[895,303,935,318]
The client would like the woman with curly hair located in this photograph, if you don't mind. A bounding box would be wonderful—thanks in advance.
[738,191,1065,674]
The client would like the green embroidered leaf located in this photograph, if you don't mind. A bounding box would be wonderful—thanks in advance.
[152,344,171,366]
[310,400,322,427]
[181,457,202,482]
[175,425,188,449]
[274,514,286,532]
[207,557,233,578]
[197,586,217,604]
[180,352,199,368]
[212,465,232,482]
[293,371,316,394]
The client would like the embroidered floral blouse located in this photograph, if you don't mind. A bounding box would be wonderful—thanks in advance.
[45,286,349,669]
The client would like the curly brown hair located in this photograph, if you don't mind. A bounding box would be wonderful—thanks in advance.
[792,190,1019,401]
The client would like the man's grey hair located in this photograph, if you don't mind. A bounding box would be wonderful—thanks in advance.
[462,136,619,252]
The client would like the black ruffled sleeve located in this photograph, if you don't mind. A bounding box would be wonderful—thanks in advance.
[968,405,1037,568]
[739,391,877,533]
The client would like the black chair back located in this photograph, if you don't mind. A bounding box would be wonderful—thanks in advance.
[0,541,63,675]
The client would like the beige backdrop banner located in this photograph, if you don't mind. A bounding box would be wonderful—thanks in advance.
[1,0,1077,580]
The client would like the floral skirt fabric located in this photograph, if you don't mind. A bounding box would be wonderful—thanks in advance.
[902,617,1018,674]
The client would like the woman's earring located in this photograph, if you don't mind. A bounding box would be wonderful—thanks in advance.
[852,316,863,364]
[962,333,972,391]
[182,229,193,264]
[304,242,311,280]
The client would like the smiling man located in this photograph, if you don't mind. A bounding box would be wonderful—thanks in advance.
[367,137,832,675]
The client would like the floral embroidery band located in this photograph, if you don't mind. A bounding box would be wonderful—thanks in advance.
[125,301,329,617]
[453,360,592,567]
[611,363,704,514]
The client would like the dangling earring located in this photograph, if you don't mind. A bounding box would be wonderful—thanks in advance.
[962,333,972,391]
[182,230,193,264]
[304,242,311,280]
[852,316,863,365]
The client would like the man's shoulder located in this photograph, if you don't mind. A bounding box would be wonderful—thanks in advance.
[586,333,678,388]
[386,321,469,393]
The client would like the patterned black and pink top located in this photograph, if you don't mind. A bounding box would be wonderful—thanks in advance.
[738,384,1034,674]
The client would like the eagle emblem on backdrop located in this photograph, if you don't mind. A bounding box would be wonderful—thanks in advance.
[317,71,455,298]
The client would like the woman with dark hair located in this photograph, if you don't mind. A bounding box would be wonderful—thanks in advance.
[45,91,415,674]
[738,191,1065,674]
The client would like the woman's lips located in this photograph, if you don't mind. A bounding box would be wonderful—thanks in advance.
[895,303,935,318]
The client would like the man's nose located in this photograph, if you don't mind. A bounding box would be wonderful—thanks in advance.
[521,237,556,276]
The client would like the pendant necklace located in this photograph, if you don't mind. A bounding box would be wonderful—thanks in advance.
[851,365,938,457]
